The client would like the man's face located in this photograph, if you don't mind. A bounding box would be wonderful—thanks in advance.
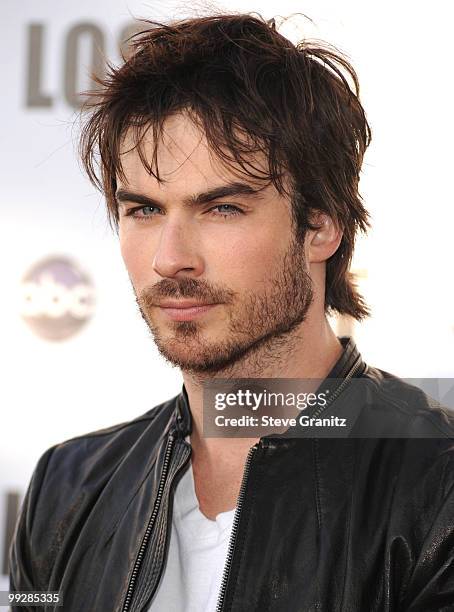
[117,113,314,376]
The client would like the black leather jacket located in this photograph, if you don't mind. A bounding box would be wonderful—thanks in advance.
[9,337,454,611]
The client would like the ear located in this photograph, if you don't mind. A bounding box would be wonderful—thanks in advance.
[306,212,343,264]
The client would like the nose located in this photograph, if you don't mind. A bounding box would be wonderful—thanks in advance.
[152,219,204,279]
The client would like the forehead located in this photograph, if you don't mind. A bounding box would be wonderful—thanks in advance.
[118,112,270,193]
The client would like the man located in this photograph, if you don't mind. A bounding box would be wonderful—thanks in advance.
[9,13,454,612]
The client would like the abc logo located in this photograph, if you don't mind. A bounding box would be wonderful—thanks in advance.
[20,256,95,341]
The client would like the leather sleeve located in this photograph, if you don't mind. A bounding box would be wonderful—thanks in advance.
[8,446,57,612]
[403,460,454,611]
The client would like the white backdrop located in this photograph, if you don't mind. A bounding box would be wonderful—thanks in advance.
[2,0,454,596]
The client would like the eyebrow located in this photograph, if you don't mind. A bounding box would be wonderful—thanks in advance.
[115,181,265,210]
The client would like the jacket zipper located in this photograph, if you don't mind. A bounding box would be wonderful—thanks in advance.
[310,354,363,419]
[121,432,176,612]
[215,442,259,612]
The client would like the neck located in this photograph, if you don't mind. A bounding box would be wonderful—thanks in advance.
[182,315,344,450]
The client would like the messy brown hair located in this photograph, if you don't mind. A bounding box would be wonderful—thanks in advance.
[80,13,372,321]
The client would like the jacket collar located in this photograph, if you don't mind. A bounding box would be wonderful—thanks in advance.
[326,335,366,379]
[175,335,366,438]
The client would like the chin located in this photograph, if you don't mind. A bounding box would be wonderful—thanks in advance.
[155,337,238,375]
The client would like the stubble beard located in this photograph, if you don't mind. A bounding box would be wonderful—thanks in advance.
[135,235,314,380]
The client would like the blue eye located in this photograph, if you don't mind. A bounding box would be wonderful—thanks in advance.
[137,206,156,216]
[211,204,243,217]
[125,206,160,220]
[143,206,157,216]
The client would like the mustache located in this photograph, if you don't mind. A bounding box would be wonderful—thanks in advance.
[137,277,236,307]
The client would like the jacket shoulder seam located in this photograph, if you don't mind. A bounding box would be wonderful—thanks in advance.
[363,373,453,438]
[53,400,175,448]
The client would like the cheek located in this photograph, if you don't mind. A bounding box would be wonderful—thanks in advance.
[119,231,152,287]
[206,226,287,284]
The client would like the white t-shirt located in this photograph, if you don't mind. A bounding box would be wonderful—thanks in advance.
[149,443,236,611]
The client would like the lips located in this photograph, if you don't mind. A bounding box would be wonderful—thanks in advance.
[158,300,215,309]
[157,301,219,321]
